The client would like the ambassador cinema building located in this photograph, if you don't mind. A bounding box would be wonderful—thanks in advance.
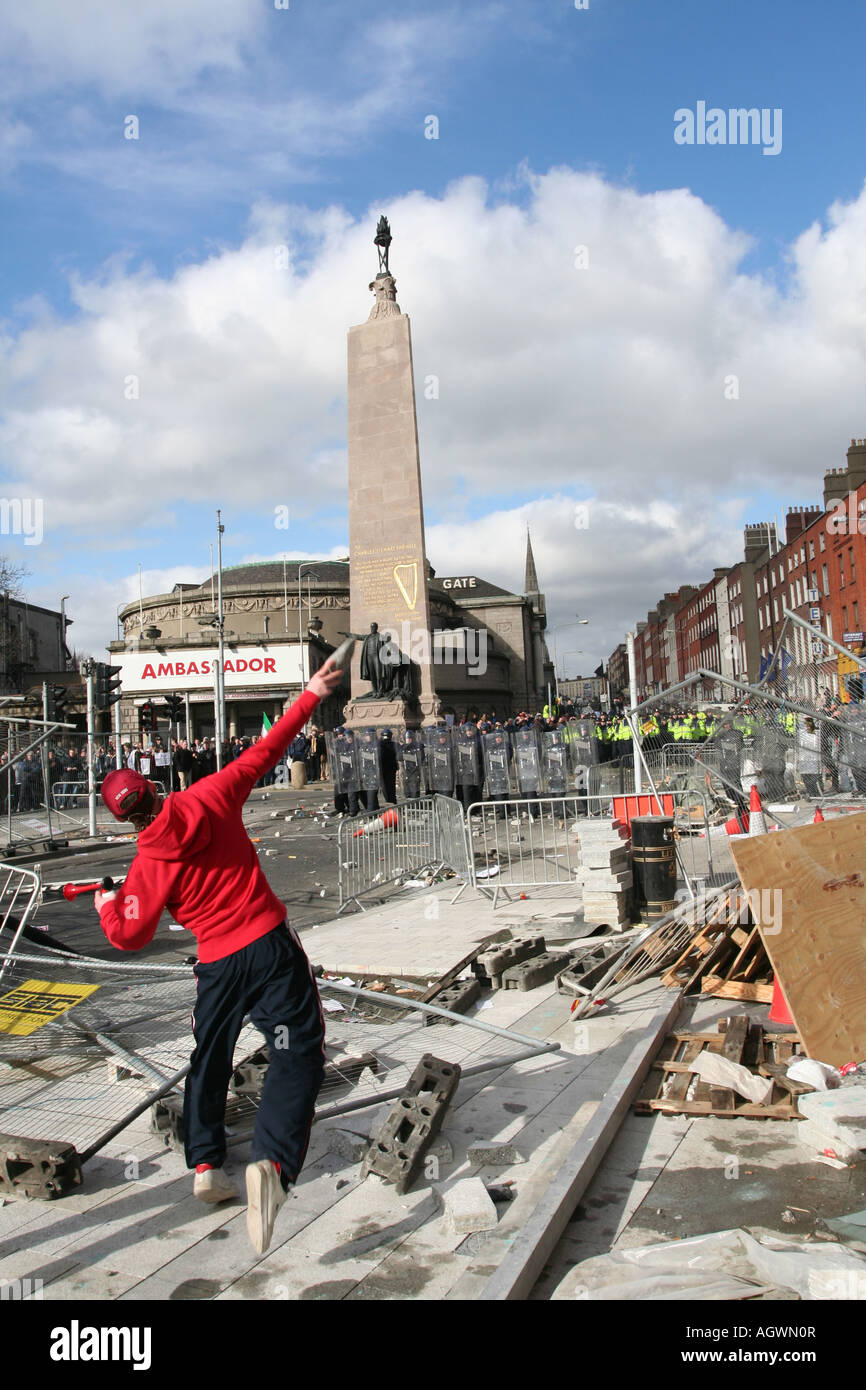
[111,540,553,743]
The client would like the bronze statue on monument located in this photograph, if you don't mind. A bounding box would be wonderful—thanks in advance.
[339,621,417,703]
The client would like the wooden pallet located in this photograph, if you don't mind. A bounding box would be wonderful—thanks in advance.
[635,1018,804,1119]
[661,895,774,998]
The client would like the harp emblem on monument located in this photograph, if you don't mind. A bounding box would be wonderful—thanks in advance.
[393,561,418,610]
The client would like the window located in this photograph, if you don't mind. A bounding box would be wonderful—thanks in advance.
[819,532,826,552]
[822,563,829,596]
[809,540,815,559]
[758,607,764,630]
[850,547,856,582]
[854,601,860,630]
[843,606,848,632]
[774,598,779,622]
[840,553,846,588]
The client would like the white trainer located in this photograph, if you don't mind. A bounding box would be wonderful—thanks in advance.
[193,1167,238,1203]
[245,1160,288,1254]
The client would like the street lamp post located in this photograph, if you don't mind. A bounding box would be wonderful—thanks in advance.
[297,563,319,688]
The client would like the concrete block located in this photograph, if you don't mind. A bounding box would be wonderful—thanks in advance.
[467,1140,525,1167]
[326,1124,453,1167]
[580,847,630,869]
[500,951,575,992]
[472,935,546,989]
[443,1177,499,1234]
[576,869,633,890]
[424,977,481,1024]
[361,1054,461,1194]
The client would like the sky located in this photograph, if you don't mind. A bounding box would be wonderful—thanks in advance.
[1,0,866,672]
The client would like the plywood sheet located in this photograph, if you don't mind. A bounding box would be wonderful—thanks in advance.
[730,815,866,1066]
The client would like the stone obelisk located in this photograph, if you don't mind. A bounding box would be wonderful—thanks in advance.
[343,218,440,729]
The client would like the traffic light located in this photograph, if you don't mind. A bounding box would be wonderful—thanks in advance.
[164,693,184,725]
[94,662,122,709]
[140,700,156,732]
[46,684,68,721]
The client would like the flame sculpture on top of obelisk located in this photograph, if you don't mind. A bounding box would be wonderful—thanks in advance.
[342,217,441,728]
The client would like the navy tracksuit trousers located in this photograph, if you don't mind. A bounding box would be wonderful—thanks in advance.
[184,923,325,1185]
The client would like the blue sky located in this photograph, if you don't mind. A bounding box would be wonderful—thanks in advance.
[1,0,865,664]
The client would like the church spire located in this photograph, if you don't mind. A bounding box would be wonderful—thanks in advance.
[524,526,540,596]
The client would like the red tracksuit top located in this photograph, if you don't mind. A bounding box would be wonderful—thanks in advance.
[98,689,320,962]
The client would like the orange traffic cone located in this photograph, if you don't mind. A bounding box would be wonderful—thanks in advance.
[353,808,399,838]
[813,806,825,823]
[747,785,767,835]
[768,975,794,1026]
[724,816,742,835]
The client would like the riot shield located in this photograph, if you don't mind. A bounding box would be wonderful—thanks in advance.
[454,724,481,786]
[330,731,359,794]
[326,732,344,793]
[752,722,789,801]
[541,729,569,794]
[356,727,383,792]
[564,717,599,771]
[482,731,511,796]
[397,729,425,797]
[424,726,455,793]
[513,726,542,795]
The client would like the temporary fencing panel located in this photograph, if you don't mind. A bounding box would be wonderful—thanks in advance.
[337,795,472,913]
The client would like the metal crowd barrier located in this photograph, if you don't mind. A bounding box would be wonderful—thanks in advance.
[0,862,43,983]
[662,742,720,777]
[465,790,718,907]
[337,795,473,914]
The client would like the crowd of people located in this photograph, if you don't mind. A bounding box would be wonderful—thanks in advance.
[0,726,332,814]
[4,690,863,820]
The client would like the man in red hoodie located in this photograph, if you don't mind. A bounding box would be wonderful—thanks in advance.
[96,659,344,1255]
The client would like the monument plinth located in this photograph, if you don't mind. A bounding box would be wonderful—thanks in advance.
[343,219,441,730]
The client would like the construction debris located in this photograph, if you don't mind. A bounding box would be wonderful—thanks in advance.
[443,1176,499,1234]
[731,812,866,1067]
[0,1132,82,1200]
[573,819,632,926]
[361,1054,461,1194]
[635,1018,806,1119]
[471,934,546,990]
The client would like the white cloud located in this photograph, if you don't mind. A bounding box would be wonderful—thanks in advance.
[6,167,866,656]
[0,0,256,100]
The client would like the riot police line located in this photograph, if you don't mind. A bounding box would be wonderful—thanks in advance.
[326,717,599,818]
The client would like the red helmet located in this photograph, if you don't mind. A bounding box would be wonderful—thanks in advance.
[101,769,152,820]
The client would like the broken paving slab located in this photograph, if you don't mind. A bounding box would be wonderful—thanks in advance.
[442,1176,499,1235]
[467,1140,525,1167]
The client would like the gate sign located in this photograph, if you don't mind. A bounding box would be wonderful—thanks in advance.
[119,645,304,693]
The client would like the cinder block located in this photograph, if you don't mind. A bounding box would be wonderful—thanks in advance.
[326,1123,453,1167]
[443,1176,499,1234]
[467,1140,525,1167]
[361,1054,461,1194]
[500,950,576,991]
[472,935,546,989]
[424,977,481,1024]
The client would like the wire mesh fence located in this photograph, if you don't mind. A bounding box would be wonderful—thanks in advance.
[0,938,559,1164]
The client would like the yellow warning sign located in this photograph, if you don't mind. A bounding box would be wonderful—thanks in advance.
[0,978,100,1036]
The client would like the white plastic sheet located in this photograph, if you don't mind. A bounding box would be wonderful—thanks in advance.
[551,1228,866,1301]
